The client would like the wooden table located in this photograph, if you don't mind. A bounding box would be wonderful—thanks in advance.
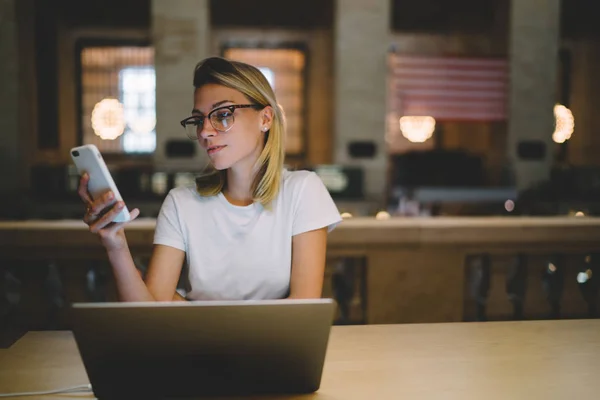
[2,217,600,323]
[0,319,598,399]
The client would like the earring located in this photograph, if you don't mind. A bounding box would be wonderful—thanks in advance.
[262,127,268,132]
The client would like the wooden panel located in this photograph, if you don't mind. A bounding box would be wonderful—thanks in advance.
[366,248,466,323]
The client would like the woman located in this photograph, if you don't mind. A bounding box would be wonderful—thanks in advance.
[78,57,342,302]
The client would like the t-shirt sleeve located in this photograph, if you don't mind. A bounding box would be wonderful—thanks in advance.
[292,172,342,236]
[153,190,186,252]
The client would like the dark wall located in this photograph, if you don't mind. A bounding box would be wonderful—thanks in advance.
[391,0,599,39]
[210,0,333,28]
[55,0,150,28]
[391,0,499,34]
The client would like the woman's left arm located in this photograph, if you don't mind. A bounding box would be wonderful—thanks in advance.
[288,227,329,299]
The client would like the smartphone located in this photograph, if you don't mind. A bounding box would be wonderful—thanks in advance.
[70,144,131,223]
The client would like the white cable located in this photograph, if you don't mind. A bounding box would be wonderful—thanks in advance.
[0,384,92,397]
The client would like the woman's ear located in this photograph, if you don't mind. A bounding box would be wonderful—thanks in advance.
[260,106,274,132]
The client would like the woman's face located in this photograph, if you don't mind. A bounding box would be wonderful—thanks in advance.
[192,84,272,172]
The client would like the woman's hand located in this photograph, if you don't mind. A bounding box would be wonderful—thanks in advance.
[77,173,140,251]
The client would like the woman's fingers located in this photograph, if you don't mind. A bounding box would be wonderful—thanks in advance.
[89,190,114,217]
[77,173,93,205]
[88,201,125,233]
[103,208,140,235]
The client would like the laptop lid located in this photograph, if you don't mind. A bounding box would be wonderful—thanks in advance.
[71,299,336,398]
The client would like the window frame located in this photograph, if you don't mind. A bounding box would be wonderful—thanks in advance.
[220,42,309,160]
[74,37,154,163]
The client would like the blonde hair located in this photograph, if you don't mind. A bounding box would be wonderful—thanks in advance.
[192,57,286,207]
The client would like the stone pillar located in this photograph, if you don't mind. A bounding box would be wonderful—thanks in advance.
[152,0,210,171]
[0,0,20,196]
[507,0,561,191]
[333,0,390,199]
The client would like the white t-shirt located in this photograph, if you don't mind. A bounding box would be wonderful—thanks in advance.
[153,169,342,300]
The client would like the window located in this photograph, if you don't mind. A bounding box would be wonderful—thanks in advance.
[386,52,508,152]
[119,66,156,153]
[223,47,306,155]
[78,45,156,154]
[258,67,275,88]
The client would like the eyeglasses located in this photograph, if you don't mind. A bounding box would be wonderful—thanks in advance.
[180,104,263,140]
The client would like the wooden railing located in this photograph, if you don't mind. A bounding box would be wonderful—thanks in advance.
[1,217,599,329]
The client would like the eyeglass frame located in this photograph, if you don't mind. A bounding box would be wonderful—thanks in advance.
[179,104,265,139]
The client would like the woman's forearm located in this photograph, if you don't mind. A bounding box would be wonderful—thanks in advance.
[106,244,156,302]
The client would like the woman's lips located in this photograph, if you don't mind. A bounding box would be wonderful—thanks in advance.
[207,145,227,155]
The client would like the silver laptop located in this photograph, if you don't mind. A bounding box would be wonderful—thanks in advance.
[71,299,336,398]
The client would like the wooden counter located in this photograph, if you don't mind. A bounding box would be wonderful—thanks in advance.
[2,216,600,253]
[1,217,599,324]
[0,319,598,399]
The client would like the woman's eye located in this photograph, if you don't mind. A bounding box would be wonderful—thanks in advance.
[215,110,232,120]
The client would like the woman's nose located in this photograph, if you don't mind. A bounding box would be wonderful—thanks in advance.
[199,122,217,139]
